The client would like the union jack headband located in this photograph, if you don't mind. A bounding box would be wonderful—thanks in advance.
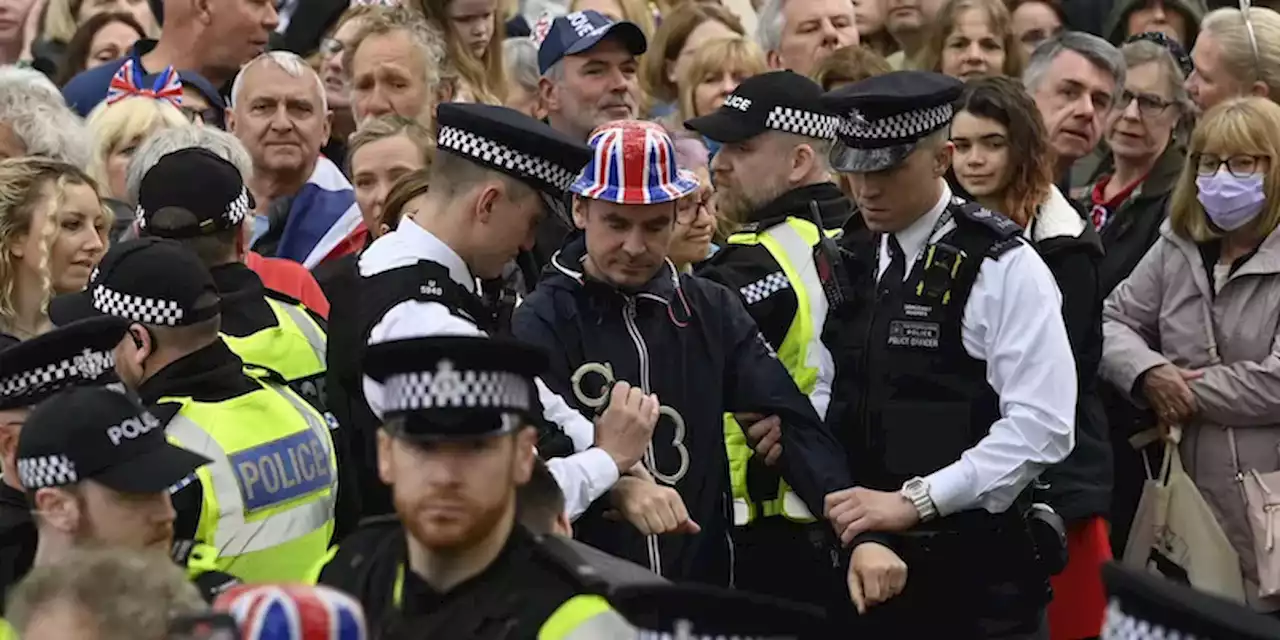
[106,60,183,109]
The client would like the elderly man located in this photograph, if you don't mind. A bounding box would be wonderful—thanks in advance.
[344,6,447,129]
[229,51,362,270]
[756,0,859,76]
[62,0,278,117]
[1024,32,1125,195]
[0,67,89,167]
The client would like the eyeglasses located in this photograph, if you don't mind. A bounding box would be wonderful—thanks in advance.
[1193,153,1269,178]
[180,105,226,130]
[320,37,344,57]
[1119,89,1176,118]
[675,191,713,224]
[1241,0,1262,81]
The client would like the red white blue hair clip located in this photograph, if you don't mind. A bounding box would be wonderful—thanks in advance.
[106,60,183,108]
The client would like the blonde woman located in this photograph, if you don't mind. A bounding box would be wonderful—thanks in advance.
[662,37,766,155]
[1102,97,1280,611]
[416,0,506,104]
[1187,7,1280,112]
[640,3,746,114]
[85,95,188,203]
[0,158,110,338]
[912,0,1025,80]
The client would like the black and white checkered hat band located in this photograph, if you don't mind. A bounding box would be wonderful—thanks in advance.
[383,362,532,414]
[1100,599,1197,640]
[437,125,577,194]
[92,284,185,326]
[18,454,78,489]
[766,106,839,140]
[839,103,953,146]
[0,348,115,399]
[136,187,251,231]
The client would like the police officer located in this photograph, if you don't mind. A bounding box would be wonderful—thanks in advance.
[135,148,330,414]
[133,147,358,539]
[316,335,827,640]
[820,71,1077,635]
[685,70,851,609]
[329,102,659,523]
[49,238,340,584]
[14,386,239,603]
[0,318,131,623]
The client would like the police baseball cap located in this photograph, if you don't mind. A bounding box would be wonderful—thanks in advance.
[49,237,221,328]
[363,336,547,440]
[821,70,963,173]
[137,148,254,238]
[537,10,647,74]
[16,386,210,494]
[684,71,840,145]
[0,316,128,411]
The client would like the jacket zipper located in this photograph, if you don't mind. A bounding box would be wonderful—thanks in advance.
[621,296,663,576]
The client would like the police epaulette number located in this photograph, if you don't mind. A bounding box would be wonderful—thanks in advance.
[957,203,1021,238]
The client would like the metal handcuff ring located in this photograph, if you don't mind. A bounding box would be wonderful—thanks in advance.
[570,362,690,485]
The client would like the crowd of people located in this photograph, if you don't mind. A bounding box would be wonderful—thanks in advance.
[0,0,1279,637]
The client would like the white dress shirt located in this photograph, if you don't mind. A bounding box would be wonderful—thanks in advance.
[360,219,618,520]
[876,182,1077,517]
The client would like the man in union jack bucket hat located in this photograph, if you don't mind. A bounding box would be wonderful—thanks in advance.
[566,120,700,288]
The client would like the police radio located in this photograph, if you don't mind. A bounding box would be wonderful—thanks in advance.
[805,201,852,309]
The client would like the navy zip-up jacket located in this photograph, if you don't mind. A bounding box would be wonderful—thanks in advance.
[512,236,853,586]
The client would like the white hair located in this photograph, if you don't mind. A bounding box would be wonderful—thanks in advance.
[504,37,541,93]
[230,51,329,112]
[125,125,254,204]
[0,66,91,169]
[756,0,787,55]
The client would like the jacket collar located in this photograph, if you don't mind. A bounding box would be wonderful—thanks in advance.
[740,182,852,231]
[136,340,248,405]
[1160,218,1280,298]
[210,262,266,301]
[549,235,681,302]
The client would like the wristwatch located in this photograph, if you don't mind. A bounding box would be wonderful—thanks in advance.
[900,477,938,523]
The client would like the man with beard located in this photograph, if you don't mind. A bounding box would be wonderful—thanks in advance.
[513,120,883,599]
[686,70,870,617]
[0,318,140,623]
[316,335,826,638]
[13,386,238,604]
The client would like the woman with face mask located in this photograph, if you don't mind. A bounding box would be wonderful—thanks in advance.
[1102,96,1280,613]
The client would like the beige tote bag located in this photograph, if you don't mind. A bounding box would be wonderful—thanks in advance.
[1122,433,1246,603]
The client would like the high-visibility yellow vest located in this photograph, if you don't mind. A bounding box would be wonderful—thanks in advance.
[0,618,14,640]
[221,297,327,406]
[723,218,836,526]
[162,380,337,584]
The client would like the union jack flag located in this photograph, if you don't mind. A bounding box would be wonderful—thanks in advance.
[105,59,183,108]
[571,120,700,205]
[213,584,367,640]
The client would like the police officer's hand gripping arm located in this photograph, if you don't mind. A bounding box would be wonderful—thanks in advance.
[825,243,1078,543]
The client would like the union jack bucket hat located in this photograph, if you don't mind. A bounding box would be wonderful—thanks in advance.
[570,120,700,205]
[214,584,368,640]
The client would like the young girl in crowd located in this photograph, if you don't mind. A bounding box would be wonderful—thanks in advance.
[950,76,1110,640]
[0,158,110,339]
[914,0,1024,80]
[641,3,745,116]
[417,0,506,104]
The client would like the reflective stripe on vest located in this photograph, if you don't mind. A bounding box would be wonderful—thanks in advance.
[221,298,326,384]
[724,218,834,526]
[163,382,337,583]
[538,595,635,639]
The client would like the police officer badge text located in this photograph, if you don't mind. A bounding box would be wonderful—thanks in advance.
[885,240,967,352]
[230,430,333,512]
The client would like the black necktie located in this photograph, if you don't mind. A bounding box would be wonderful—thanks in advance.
[879,234,905,298]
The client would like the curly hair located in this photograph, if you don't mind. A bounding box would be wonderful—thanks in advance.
[0,158,106,335]
[954,76,1055,227]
